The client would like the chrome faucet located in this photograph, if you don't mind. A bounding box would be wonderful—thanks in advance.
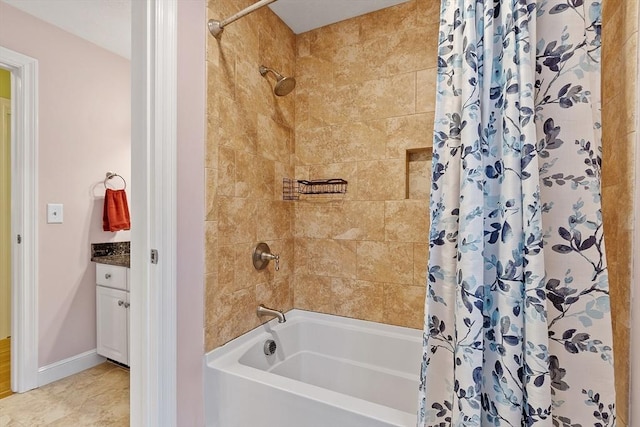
[257,304,286,323]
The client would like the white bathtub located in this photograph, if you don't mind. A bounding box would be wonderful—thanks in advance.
[204,309,422,427]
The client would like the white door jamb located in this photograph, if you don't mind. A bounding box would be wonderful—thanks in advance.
[130,0,178,425]
[0,46,39,393]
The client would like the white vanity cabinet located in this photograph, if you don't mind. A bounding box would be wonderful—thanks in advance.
[96,264,129,366]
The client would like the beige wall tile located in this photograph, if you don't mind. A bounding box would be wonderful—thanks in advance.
[383,284,426,329]
[358,1,417,42]
[205,221,218,275]
[357,160,405,200]
[385,200,429,242]
[293,273,332,313]
[295,91,310,129]
[416,68,438,113]
[331,279,384,322]
[235,150,275,198]
[624,37,638,133]
[307,21,360,60]
[602,5,624,65]
[216,244,236,291]
[256,200,292,241]
[217,196,257,244]
[413,243,429,286]
[357,241,414,284]
[408,149,432,199]
[356,73,417,121]
[624,0,638,37]
[386,113,434,159]
[366,27,437,77]
[333,201,385,241]
[296,55,335,90]
[206,288,257,349]
[294,203,335,239]
[307,239,357,279]
[217,147,235,197]
[206,103,220,168]
[207,58,235,102]
[333,120,387,162]
[205,168,218,220]
[297,32,312,58]
[257,114,292,162]
[416,0,441,28]
[236,57,269,105]
[256,276,293,317]
[334,42,377,86]
[294,238,310,275]
[307,85,360,126]
[216,95,258,152]
[296,126,334,165]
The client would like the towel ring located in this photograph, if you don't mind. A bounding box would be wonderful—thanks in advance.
[104,172,127,190]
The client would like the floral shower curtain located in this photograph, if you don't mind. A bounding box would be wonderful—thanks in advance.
[418,0,616,426]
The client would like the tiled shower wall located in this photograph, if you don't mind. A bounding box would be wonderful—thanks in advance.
[601,1,637,425]
[205,0,296,350]
[204,0,440,352]
[292,0,440,329]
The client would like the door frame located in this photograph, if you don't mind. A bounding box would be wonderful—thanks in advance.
[1,0,178,422]
[130,0,178,424]
[0,47,39,393]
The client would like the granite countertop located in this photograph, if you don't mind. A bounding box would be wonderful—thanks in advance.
[91,254,130,268]
[91,241,130,268]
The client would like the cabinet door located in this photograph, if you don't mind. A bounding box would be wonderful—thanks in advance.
[96,286,128,365]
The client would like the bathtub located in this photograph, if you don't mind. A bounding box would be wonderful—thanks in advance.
[204,309,422,427]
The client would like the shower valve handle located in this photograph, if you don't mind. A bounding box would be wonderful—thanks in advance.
[262,252,280,271]
[253,242,280,271]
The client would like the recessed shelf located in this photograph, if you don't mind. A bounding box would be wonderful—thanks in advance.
[406,147,432,200]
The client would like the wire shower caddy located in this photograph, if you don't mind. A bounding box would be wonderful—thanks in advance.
[283,178,348,200]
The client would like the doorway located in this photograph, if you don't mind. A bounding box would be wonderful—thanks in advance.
[0,66,10,399]
[0,46,38,396]
[0,0,178,422]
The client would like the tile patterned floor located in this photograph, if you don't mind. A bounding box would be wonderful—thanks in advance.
[0,362,129,426]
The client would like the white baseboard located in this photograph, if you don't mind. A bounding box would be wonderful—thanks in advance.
[37,349,106,387]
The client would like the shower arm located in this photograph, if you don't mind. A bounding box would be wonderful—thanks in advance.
[208,0,278,39]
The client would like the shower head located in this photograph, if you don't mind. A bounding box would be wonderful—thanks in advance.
[259,65,296,96]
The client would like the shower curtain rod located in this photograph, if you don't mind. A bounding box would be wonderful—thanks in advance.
[208,0,278,39]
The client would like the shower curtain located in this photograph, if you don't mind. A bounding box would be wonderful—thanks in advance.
[418,1,616,426]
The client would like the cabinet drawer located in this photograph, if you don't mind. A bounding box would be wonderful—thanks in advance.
[96,264,128,290]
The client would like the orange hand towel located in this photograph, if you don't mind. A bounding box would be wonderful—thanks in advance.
[103,189,131,232]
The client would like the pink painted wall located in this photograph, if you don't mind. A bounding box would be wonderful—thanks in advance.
[177,0,206,424]
[0,4,131,367]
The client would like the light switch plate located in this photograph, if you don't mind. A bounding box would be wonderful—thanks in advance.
[47,203,63,224]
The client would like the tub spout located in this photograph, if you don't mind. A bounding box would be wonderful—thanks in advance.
[257,304,286,323]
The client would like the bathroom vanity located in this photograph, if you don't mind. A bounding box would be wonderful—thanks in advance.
[95,263,129,366]
[91,242,130,367]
